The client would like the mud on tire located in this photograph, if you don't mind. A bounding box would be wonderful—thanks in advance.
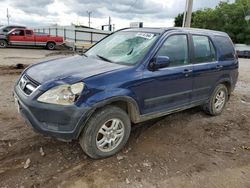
[203,84,228,116]
[79,105,131,159]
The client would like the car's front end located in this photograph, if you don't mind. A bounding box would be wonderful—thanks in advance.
[13,28,161,158]
[13,51,131,140]
[13,73,90,140]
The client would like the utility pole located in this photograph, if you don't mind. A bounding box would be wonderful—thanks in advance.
[87,11,92,28]
[182,0,188,27]
[182,0,193,27]
[7,8,10,25]
[108,16,111,31]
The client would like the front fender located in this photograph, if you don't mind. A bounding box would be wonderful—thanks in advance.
[83,88,139,108]
[74,89,141,138]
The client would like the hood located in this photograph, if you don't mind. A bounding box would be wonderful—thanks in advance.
[25,55,127,84]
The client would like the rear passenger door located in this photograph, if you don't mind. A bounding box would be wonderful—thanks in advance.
[191,35,220,103]
[24,30,35,45]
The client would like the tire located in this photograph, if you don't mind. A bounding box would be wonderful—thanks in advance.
[203,84,228,116]
[46,42,56,50]
[79,105,131,159]
[0,40,7,48]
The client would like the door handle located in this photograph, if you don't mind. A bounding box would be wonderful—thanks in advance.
[182,69,193,77]
[216,65,223,69]
[183,69,193,73]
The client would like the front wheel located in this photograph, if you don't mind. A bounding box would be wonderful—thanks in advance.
[79,105,131,159]
[0,40,7,48]
[203,84,228,116]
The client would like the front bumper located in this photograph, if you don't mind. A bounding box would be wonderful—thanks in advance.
[14,84,91,141]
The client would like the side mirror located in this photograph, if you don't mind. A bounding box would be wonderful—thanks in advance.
[149,56,170,70]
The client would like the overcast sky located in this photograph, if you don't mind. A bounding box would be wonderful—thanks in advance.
[0,0,234,30]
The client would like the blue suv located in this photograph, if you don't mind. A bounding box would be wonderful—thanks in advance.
[14,27,238,159]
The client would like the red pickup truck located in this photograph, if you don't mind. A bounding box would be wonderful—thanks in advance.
[0,28,64,50]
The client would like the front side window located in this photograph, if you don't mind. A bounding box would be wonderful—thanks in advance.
[86,31,159,65]
[157,34,189,67]
[192,35,216,63]
[10,30,25,36]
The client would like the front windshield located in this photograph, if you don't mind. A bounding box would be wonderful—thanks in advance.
[86,31,159,65]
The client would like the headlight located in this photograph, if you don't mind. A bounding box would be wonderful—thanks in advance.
[37,82,84,105]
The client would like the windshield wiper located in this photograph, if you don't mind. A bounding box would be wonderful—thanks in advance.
[96,54,113,63]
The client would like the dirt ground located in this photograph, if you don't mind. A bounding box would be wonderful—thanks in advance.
[0,48,250,188]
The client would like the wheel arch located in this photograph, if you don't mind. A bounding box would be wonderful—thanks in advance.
[75,96,141,139]
[46,40,56,44]
[46,41,56,45]
[90,96,141,123]
[213,76,233,96]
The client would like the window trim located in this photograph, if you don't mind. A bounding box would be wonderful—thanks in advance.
[152,33,191,68]
[191,34,217,64]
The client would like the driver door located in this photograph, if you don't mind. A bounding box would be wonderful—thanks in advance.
[8,29,25,45]
[138,33,193,115]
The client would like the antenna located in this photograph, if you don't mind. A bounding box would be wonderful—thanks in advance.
[87,11,92,28]
[7,8,11,25]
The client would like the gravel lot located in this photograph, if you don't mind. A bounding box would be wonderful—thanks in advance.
[0,48,250,188]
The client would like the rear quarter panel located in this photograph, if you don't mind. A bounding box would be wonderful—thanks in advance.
[34,35,49,45]
[211,34,239,92]
[34,35,64,44]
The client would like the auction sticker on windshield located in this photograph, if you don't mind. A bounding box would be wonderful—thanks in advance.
[136,32,154,39]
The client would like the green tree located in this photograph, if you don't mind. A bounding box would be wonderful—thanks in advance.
[174,0,250,44]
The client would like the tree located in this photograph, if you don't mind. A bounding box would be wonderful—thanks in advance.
[174,0,250,44]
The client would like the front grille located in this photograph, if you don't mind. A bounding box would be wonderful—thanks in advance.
[18,75,39,95]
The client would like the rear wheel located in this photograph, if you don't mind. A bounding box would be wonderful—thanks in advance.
[0,40,7,48]
[46,42,56,50]
[203,84,228,116]
[79,106,131,159]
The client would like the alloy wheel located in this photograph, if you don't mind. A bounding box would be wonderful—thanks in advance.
[214,90,226,111]
[96,118,125,152]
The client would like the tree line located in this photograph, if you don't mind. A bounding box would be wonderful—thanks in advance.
[174,0,250,44]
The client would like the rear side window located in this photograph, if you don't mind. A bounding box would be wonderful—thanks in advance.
[192,35,216,63]
[157,34,189,67]
[25,30,32,35]
[214,36,235,61]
